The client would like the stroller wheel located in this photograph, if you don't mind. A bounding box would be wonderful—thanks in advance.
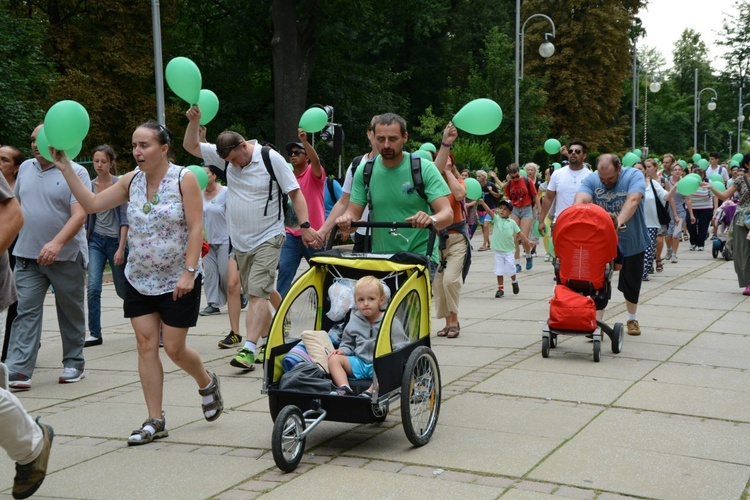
[542,337,550,358]
[593,340,601,362]
[611,323,623,354]
[272,405,306,472]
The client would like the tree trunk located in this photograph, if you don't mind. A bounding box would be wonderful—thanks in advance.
[270,0,318,148]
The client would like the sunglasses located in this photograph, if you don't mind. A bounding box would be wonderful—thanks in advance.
[569,149,583,154]
[218,141,244,159]
[289,150,306,157]
[510,174,520,179]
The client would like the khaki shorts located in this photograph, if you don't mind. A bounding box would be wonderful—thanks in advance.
[234,234,285,299]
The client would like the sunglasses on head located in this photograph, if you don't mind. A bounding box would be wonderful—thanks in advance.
[218,141,243,159]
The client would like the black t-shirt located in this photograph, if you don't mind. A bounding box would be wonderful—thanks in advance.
[481,182,499,210]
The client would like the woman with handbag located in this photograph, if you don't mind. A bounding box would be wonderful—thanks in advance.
[702,158,750,296]
[645,159,675,273]
[634,161,669,280]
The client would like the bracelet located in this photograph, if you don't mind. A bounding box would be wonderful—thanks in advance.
[441,141,453,148]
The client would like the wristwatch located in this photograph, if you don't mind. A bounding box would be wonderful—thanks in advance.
[185,266,197,273]
[430,216,438,226]
[299,221,311,229]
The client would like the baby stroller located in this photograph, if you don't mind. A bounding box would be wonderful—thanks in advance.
[712,200,736,261]
[542,204,624,362]
[262,222,441,472]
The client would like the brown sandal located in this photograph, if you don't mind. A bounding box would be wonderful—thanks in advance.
[436,326,450,337]
[656,259,663,272]
[446,326,460,338]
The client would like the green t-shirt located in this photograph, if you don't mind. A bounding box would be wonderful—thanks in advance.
[350,154,450,257]
[489,214,520,253]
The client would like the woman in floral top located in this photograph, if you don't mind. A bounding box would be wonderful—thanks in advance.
[703,157,750,296]
[51,121,223,444]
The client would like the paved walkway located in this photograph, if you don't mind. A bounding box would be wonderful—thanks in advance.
[2,240,749,499]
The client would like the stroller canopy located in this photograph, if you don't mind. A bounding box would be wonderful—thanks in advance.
[554,204,618,290]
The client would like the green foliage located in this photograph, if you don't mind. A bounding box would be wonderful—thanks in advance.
[452,140,495,172]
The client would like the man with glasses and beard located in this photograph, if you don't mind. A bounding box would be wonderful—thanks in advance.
[538,141,592,236]
[183,105,320,370]
[575,154,647,337]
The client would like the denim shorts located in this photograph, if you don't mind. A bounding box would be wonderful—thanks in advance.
[512,204,533,220]
[477,212,492,224]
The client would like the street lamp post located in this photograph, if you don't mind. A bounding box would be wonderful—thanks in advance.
[515,0,556,166]
[737,102,750,154]
[694,68,718,153]
[151,0,165,126]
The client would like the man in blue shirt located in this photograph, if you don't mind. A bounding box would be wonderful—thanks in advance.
[575,154,647,336]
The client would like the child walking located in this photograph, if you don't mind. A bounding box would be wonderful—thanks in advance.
[480,199,535,297]
[328,276,404,396]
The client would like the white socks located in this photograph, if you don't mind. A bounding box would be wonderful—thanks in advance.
[201,380,217,420]
[243,341,256,354]
[627,313,637,321]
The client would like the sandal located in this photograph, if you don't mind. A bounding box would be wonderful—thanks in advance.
[656,259,663,272]
[199,370,223,422]
[436,326,450,337]
[446,326,460,338]
[478,245,489,251]
[127,412,168,446]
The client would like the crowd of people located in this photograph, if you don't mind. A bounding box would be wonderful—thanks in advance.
[2,109,750,496]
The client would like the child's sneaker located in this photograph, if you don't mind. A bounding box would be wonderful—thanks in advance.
[525,256,533,270]
[495,289,504,298]
[515,263,522,273]
[512,281,520,294]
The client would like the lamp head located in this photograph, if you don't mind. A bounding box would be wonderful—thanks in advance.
[539,34,555,58]
[649,81,661,93]
[707,100,717,111]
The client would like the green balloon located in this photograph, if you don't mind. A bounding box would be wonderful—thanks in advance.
[730,160,740,167]
[622,152,639,167]
[546,236,555,258]
[187,165,208,190]
[464,177,482,200]
[692,153,702,163]
[412,149,431,161]
[452,98,503,135]
[553,162,561,170]
[633,149,642,158]
[35,126,54,163]
[419,143,437,153]
[709,173,724,183]
[197,89,219,126]
[711,180,725,192]
[44,100,90,150]
[732,153,744,163]
[165,57,202,104]
[533,220,542,238]
[66,142,82,160]
[676,177,700,196]
[685,173,702,182]
[298,107,328,133]
[698,158,709,169]
[677,159,688,168]
[544,138,562,155]
[519,169,528,177]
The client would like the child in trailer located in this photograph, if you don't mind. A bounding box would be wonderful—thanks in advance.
[328,276,405,397]
[479,199,535,297]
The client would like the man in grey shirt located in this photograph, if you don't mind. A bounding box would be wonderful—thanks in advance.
[6,124,91,390]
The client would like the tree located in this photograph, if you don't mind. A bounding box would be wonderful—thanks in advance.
[671,28,713,96]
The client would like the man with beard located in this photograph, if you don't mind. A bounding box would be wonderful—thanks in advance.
[335,113,452,258]
[537,140,592,236]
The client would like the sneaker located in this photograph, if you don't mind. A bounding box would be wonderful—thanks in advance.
[544,254,551,262]
[689,245,697,251]
[13,417,54,499]
[333,385,354,396]
[743,286,750,296]
[642,275,650,281]
[525,256,533,270]
[218,331,242,349]
[230,347,256,371]
[627,319,641,336]
[255,345,266,364]
[697,246,704,251]
[240,294,248,309]
[9,373,31,391]
[83,335,102,347]
[495,289,504,298]
[671,254,678,263]
[512,281,520,294]
[59,367,85,384]
[515,263,522,273]
[199,305,221,316]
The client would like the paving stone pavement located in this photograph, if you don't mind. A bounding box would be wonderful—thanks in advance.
[2,238,749,499]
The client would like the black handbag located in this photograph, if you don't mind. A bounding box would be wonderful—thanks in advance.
[651,180,671,225]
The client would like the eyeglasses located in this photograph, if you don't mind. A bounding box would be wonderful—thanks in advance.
[569,149,583,154]
[510,174,520,180]
[218,141,244,159]
[289,150,306,157]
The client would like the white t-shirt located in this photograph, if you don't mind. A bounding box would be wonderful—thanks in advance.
[200,141,299,252]
[705,164,730,182]
[547,165,591,220]
[203,186,229,244]
[342,155,371,235]
[643,178,668,228]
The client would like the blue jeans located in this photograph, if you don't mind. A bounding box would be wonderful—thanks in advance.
[87,233,127,338]
[276,233,319,298]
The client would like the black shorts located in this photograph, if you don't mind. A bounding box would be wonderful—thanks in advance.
[123,276,202,328]
[617,251,644,304]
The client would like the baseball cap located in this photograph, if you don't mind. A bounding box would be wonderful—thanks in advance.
[497,199,513,210]
[285,142,304,154]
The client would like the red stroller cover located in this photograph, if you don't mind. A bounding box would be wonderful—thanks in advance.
[553,204,618,290]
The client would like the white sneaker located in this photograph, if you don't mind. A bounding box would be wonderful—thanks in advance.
[671,254,678,263]
[59,367,85,384]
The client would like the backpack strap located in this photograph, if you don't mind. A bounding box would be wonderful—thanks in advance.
[363,156,376,214]
[327,177,338,203]
[261,147,283,220]
[410,153,427,201]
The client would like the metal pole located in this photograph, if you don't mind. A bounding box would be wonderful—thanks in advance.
[738,86,743,154]
[514,0,520,166]
[152,0,166,126]
[632,45,637,150]
[694,68,698,153]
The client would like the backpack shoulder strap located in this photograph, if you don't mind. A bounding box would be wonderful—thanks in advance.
[327,177,339,203]
[410,153,427,201]
[261,146,282,219]
[363,157,376,212]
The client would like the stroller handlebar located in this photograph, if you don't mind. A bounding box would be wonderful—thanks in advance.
[326,221,438,258]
